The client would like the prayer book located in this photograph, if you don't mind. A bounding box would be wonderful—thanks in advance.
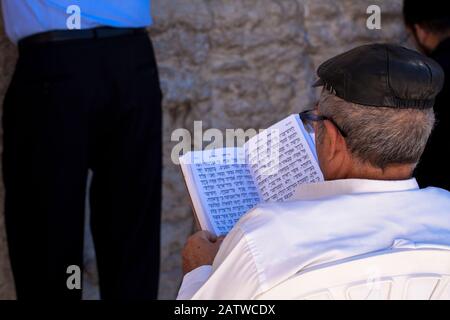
[179,115,324,236]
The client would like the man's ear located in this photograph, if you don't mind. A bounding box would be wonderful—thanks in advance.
[414,24,428,45]
[322,120,347,162]
[322,120,337,161]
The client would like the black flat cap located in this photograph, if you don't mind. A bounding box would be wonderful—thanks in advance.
[313,43,445,109]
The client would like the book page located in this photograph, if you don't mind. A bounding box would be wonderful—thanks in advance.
[184,148,261,236]
[245,115,324,202]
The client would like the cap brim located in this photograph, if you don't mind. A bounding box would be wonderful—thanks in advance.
[312,78,325,87]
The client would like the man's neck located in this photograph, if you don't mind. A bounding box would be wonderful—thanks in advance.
[344,163,414,181]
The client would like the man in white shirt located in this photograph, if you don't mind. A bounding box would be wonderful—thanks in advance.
[177,44,450,300]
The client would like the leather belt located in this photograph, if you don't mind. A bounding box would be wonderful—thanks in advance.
[18,27,148,48]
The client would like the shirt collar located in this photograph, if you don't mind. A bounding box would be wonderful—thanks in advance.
[292,178,419,201]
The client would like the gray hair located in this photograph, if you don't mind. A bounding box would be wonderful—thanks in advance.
[317,90,435,169]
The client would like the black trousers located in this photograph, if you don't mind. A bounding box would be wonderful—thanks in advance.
[2,33,162,300]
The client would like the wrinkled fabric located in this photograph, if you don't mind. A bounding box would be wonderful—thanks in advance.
[178,179,450,300]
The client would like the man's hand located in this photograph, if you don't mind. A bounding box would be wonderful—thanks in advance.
[182,231,225,275]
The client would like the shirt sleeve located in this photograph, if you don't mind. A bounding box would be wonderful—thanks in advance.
[176,225,263,300]
[176,265,213,300]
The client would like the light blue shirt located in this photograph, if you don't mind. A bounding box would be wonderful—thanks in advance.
[1,0,151,43]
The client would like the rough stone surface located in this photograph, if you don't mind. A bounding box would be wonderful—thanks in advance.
[0,0,409,300]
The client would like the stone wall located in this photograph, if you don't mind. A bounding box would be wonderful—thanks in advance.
[0,5,16,298]
[0,0,408,300]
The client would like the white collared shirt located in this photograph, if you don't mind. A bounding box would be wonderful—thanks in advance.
[177,179,450,300]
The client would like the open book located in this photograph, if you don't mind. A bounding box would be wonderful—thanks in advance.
[179,115,324,236]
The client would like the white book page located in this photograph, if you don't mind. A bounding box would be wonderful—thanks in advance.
[180,152,215,233]
[182,148,261,236]
[245,115,324,202]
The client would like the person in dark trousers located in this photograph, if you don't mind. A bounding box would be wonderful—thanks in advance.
[403,1,450,191]
[1,0,162,300]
